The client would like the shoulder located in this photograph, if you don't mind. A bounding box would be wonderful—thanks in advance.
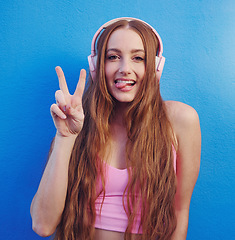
[164,101,201,176]
[164,100,199,125]
[164,102,201,213]
[164,101,200,140]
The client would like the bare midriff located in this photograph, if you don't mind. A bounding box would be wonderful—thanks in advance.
[94,228,142,240]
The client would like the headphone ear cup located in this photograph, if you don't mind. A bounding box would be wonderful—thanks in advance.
[155,56,165,81]
[88,55,97,80]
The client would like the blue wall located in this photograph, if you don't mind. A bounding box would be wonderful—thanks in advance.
[0,1,234,239]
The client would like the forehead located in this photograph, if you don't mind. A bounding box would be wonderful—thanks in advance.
[106,28,144,50]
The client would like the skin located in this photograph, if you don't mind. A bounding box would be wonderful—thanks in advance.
[30,67,86,236]
[30,27,201,240]
[105,28,145,103]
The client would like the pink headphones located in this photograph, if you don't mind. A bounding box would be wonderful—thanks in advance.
[88,17,165,81]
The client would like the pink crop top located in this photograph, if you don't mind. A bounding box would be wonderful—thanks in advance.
[94,148,177,234]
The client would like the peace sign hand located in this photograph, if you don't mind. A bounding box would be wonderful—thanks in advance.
[50,66,86,137]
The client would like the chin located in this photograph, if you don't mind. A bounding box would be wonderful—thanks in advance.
[111,92,137,103]
[113,96,135,103]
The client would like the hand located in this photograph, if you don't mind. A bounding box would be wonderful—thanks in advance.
[50,66,86,137]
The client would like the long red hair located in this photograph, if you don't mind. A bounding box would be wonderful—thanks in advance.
[53,19,177,240]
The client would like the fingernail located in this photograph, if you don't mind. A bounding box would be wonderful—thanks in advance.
[63,106,66,112]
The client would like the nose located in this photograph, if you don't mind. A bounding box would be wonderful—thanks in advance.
[119,58,131,75]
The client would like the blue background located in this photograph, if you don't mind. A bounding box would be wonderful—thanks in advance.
[0,0,234,239]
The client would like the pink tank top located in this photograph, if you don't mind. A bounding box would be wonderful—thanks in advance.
[94,148,177,233]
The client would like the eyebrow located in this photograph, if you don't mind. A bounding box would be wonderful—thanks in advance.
[106,48,145,54]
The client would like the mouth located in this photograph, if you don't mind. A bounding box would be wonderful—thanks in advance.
[114,79,136,88]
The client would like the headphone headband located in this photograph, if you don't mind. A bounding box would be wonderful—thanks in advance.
[88,17,165,81]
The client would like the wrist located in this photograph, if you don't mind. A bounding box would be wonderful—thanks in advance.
[55,132,78,144]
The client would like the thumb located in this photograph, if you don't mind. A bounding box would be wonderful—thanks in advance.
[66,105,84,120]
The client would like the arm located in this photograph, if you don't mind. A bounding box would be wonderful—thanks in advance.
[30,67,86,237]
[166,101,201,240]
[30,134,77,237]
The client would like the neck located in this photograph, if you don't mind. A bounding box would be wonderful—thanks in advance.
[111,101,129,127]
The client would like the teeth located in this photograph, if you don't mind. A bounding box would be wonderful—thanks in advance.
[115,80,135,84]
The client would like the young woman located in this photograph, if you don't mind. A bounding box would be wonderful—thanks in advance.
[30,17,201,240]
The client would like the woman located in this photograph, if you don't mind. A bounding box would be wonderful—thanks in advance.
[30,18,201,240]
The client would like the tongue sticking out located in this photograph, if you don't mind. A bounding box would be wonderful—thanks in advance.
[115,81,134,89]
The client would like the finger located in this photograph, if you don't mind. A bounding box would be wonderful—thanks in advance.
[50,104,67,119]
[55,90,68,112]
[74,69,86,97]
[55,66,70,94]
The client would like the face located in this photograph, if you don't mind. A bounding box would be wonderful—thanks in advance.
[105,27,145,103]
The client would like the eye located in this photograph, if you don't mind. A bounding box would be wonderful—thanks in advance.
[133,56,145,62]
[106,55,119,61]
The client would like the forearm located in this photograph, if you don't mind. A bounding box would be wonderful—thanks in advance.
[30,134,77,236]
[171,209,189,240]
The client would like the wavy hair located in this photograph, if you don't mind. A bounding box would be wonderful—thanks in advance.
[53,19,177,240]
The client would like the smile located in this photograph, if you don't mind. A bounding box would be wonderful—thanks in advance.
[113,79,136,92]
[114,79,136,87]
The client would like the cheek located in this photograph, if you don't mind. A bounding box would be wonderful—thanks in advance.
[105,62,118,82]
[104,64,113,90]
[137,64,146,80]
[104,62,112,79]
